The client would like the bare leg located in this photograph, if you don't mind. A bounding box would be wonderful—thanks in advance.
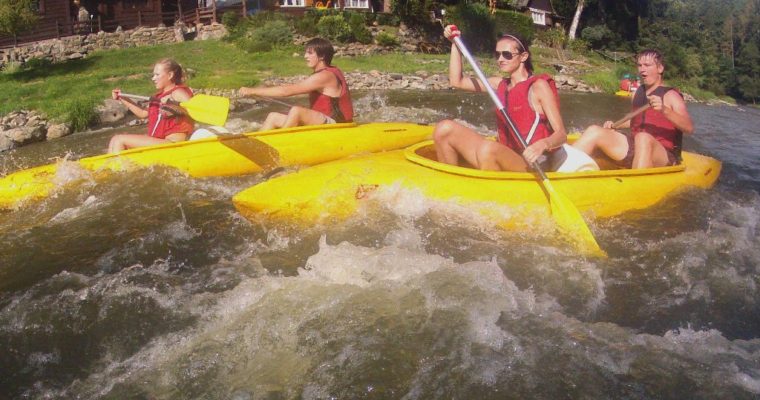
[260,112,288,131]
[108,134,168,154]
[573,125,630,161]
[281,106,330,128]
[632,132,670,169]
[433,119,524,171]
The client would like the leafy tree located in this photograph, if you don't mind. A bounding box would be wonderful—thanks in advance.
[736,40,760,102]
[0,0,39,37]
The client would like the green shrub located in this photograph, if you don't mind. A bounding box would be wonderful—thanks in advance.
[252,20,293,46]
[566,38,590,55]
[445,3,495,53]
[317,15,352,43]
[375,31,399,47]
[390,0,435,30]
[63,98,97,132]
[536,27,566,48]
[348,12,372,44]
[295,10,320,36]
[23,57,53,70]
[1,61,23,74]
[221,10,240,29]
[492,9,534,45]
[376,12,401,27]
[581,25,613,49]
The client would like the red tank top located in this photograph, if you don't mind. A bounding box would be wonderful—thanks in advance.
[147,85,194,139]
[495,74,558,153]
[630,85,683,157]
[309,66,353,123]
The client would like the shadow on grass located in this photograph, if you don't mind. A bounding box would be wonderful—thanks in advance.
[1,55,99,82]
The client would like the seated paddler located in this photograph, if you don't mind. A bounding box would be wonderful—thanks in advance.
[433,25,569,172]
[238,38,353,131]
[572,49,694,169]
[108,59,194,153]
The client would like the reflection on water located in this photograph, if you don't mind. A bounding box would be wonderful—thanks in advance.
[1,91,759,399]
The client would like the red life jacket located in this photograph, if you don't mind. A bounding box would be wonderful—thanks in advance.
[147,85,194,139]
[495,74,559,153]
[630,85,683,159]
[309,66,353,123]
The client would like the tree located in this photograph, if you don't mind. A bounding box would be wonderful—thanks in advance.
[568,0,585,40]
[0,0,39,38]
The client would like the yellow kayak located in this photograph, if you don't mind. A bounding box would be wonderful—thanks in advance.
[233,140,721,230]
[615,90,633,97]
[0,122,433,209]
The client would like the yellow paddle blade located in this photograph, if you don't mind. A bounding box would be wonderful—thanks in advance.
[543,178,607,258]
[180,94,230,127]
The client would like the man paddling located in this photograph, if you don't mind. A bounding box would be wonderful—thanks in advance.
[572,49,694,169]
[238,38,353,131]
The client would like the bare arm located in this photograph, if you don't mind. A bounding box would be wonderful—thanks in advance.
[522,80,567,163]
[656,90,694,135]
[113,89,148,119]
[443,25,502,93]
[239,72,333,98]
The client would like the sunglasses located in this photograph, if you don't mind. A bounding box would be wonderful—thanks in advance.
[494,50,522,60]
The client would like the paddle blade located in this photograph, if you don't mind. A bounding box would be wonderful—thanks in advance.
[543,179,607,257]
[180,94,230,126]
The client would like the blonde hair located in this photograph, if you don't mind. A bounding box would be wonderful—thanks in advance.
[155,58,185,84]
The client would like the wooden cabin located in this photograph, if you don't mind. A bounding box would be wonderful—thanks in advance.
[512,0,562,29]
[0,0,230,48]
[275,0,389,14]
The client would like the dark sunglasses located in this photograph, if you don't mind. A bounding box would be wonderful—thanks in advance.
[494,50,521,60]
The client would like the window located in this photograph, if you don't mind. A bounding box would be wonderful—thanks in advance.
[343,0,369,8]
[280,0,304,7]
[530,9,546,25]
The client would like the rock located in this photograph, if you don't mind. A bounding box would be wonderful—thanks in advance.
[97,99,128,124]
[4,125,46,146]
[46,123,72,139]
[0,134,14,152]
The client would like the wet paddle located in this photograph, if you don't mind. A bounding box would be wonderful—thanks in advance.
[119,93,230,127]
[449,31,605,257]
[612,104,650,129]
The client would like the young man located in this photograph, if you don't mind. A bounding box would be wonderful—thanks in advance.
[572,49,694,169]
[238,38,353,131]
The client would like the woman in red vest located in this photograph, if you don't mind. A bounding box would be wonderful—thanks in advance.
[433,26,568,172]
[108,58,194,153]
[238,38,353,131]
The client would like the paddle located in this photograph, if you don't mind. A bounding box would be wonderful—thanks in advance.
[612,104,650,129]
[449,30,605,257]
[119,93,230,127]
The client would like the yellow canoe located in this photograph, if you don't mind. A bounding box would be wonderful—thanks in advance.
[615,90,633,97]
[233,140,722,230]
[0,122,433,209]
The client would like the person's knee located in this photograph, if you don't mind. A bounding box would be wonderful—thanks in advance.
[634,132,656,149]
[433,119,457,142]
[582,125,606,140]
[477,141,500,163]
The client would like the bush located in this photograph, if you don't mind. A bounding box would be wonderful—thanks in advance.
[22,57,52,70]
[445,3,495,53]
[492,9,534,46]
[317,15,352,43]
[348,12,372,44]
[63,98,97,132]
[390,0,435,30]
[566,38,590,55]
[535,27,566,48]
[221,10,240,29]
[235,20,293,53]
[376,13,400,27]
[581,25,613,49]
[295,10,321,36]
[375,31,399,47]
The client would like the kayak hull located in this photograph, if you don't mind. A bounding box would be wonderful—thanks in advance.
[0,122,432,209]
[233,140,722,229]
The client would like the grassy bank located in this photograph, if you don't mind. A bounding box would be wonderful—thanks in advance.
[0,38,731,130]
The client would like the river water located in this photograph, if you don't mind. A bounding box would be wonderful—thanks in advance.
[1,91,759,399]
